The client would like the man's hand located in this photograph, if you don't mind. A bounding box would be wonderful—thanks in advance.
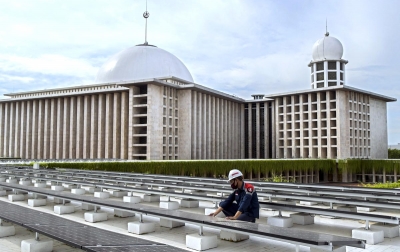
[209,212,216,217]
[225,216,237,220]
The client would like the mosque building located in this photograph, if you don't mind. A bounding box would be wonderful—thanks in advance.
[0,21,395,161]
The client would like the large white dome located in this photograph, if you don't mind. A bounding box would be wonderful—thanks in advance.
[95,45,194,83]
[312,34,343,61]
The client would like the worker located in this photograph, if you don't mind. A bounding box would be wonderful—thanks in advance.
[209,169,259,222]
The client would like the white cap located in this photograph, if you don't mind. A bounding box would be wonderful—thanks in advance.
[228,169,243,181]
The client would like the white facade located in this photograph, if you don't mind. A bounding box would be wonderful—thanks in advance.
[0,34,396,160]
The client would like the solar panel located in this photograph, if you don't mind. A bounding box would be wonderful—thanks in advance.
[207,220,362,246]
[85,245,187,252]
[24,225,161,247]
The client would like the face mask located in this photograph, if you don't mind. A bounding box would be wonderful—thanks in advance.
[230,180,238,189]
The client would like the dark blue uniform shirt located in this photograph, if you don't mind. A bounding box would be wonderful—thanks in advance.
[219,182,260,219]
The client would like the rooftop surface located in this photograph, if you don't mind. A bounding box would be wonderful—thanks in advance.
[0,187,400,252]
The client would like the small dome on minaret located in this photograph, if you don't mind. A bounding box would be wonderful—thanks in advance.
[312,33,343,62]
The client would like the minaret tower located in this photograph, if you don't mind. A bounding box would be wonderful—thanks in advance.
[309,28,348,89]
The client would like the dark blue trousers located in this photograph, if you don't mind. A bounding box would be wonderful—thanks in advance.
[221,203,255,223]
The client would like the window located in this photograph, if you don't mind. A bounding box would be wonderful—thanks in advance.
[328,72,336,80]
[328,62,336,70]
[328,82,336,87]
[317,83,324,88]
[340,63,343,71]
[317,73,324,81]
[316,62,324,71]
[340,73,344,81]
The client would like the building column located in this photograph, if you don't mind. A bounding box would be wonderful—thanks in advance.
[56,98,64,159]
[127,89,134,160]
[120,92,128,159]
[76,96,84,159]
[90,95,98,159]
[105,93,113,158]
[49,99,57,159]
[191,91,197,159]
[14,102,20,158]
[19,101,26,158]
[43,99,51,159]
[9,102,15,158]
[24,101,32,159]
[37,100,45,159]
[62,98,70,159]
[83,95,91,159]
[256,103,260,159]
[0,104,4,156]
[69,97,77,159]
[98,94,106,158]
[31,101,38,159]
[215,98,219,159]
[113,93,121,158]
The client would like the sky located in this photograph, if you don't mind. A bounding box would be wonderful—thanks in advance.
[1,0,400,144]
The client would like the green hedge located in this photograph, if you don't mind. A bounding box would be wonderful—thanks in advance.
[39,159,336,178]
[338,159,400,174]
[36,159,400,178]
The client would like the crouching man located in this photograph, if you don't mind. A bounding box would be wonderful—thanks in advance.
[209,169,259,223]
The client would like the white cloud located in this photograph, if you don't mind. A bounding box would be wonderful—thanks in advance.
[0,54,97,78]
[0,74,34,83]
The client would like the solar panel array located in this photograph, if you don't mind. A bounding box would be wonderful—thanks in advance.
[0,201,187,252]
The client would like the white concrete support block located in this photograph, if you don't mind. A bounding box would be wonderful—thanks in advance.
[33,163,40,169]
[186,233,218,251]
[84,212,108,223]
[82,186,101,193]
[51,185,64,192]
[82,203,95,211]
[357,207,376,212]
[28,199,47,207]
[123,196,141,203]
[300,201,318,206]
[6,179,18,184]
[54,198,70,204]
[71,188,86,195]
[220,230,249,242]
[337,206,357,212]
[0,190,6,196]
[54,205,75,215]
[141,194,160,202]
[8,194,25,202]
[128,222,155,235]
[114,210,135,218]
[111,191,128,198]
[34,183,47,188]
[159,201,180,210]
[21,238,53,252]
[352,228,384,245]
[290,213,314,225]
[310,246,346,252]
[180,199,200,208]
[217,192,229,197]
[19,180,32,186]
[45,181,57,186]
[267,216,293,228]
[160,218,185,228]
[94,192,110,199]
[370,223,399,238]
[0,225,16,238]
[204,208,225,218]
